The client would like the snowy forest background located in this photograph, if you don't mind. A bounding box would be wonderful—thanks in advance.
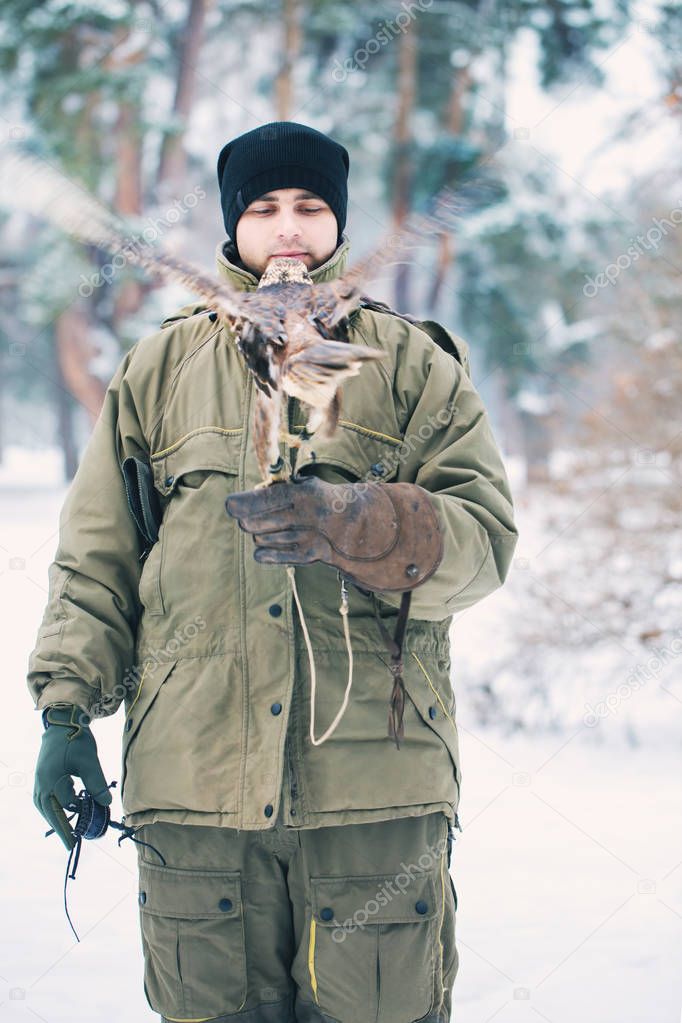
[0,1,680,1021]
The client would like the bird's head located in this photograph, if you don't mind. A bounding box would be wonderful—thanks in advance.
[259,256,313,289]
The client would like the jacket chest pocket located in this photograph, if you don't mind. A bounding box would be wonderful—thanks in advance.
[290,417,402,485]
[137,860,247,1019]
[139,428,243,617]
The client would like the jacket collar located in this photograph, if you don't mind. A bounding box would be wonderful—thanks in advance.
[160,234,352,329]
[215,233,351,291]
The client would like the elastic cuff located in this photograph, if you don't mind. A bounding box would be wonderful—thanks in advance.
[42,704,92,733]
[35,679,96,718]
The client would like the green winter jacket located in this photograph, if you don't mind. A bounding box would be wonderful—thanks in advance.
[27,233,518,832]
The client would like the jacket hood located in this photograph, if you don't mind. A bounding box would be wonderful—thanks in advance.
[160,233,351,328]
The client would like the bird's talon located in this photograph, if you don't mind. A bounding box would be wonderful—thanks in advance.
[280,430,303,448]
[254,474,288,488]
[254,454,290,487]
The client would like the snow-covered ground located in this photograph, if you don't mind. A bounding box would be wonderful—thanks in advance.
[1,446,680,1022]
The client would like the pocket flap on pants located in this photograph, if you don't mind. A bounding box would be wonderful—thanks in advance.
[138,861,243,920]
[310,871,437,927]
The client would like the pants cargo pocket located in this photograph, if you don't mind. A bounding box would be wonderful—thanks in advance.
[305,871,439,1023]
[137,860,247,1021]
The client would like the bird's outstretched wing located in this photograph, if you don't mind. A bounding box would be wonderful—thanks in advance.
[0,146,485,372]
[0,145,250,323]
[311,179,492,330]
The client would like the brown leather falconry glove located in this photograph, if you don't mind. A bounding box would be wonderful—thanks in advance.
[224,475,444,593]
[226,475,445,749]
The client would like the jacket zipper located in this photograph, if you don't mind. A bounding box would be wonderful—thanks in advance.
[286,393,300,819]
[131,471,153,564]
[287,395,296,473]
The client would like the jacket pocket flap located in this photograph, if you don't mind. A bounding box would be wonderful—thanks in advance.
[402,652,461,797]
[404,653,457,731]
[151,427,243,495]
[123,658,178,739]
[138,862,243,920]
[310,871,437,926]
[293,420,401,483]
[121,659,178,798]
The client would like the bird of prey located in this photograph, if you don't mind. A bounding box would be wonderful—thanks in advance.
[0,146,467,485]
[244,254,389,485]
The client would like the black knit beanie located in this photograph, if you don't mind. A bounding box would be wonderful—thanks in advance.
[217,121,349,245]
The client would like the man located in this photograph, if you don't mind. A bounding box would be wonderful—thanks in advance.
[29,121,518,1022]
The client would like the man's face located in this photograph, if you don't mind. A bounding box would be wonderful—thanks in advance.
[234,188,339,276]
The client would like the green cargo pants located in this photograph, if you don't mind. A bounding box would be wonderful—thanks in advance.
[134,807,459,1023]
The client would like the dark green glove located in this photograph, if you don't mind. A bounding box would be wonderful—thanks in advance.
[33,704,112,851]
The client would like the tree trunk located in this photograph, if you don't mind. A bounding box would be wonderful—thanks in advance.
[158,0,212,190]
[427,64,471,313]
[519,408,553,484]
[426,230,455,315]
[392,17,417,312]
[55,304,106,430]
[50,326,79,481]
[0,350,4,465]
[112,99,146,330]
[275,0,301,119]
